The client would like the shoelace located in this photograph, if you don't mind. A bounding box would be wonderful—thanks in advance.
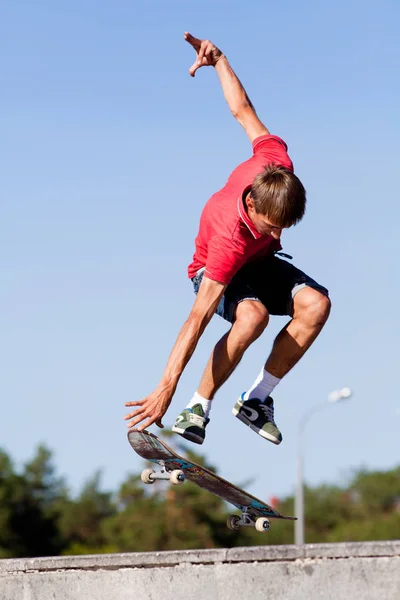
[188,413,206,425]
[259,403,275,423]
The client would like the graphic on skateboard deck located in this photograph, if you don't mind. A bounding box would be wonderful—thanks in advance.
[127,429,296,532]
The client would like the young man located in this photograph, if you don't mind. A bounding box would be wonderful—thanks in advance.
[124,33,331,445]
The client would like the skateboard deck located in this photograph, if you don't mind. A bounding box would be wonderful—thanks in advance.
[128,429,296,532]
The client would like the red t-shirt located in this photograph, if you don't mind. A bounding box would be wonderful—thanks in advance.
[187,134,294,284]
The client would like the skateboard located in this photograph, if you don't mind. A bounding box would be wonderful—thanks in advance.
[127,429,296,532]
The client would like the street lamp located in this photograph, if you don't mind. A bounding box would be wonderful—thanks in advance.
[294,387,352,546]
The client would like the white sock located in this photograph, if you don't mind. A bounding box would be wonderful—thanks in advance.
[244,368,281,402]
[186,391,212,419]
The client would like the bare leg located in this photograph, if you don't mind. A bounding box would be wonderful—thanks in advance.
[265,287,331,378]
[197,288,330,400]
[198,301,269,399]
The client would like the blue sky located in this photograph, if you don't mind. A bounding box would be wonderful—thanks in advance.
[1,0,399,506]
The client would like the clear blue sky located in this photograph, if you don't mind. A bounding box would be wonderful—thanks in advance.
[1,0,399,503]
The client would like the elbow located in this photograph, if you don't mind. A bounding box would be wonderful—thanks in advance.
[231,101,254,123]
[231,104,247,120]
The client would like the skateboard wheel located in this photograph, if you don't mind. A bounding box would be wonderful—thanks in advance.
[141,468,156,484]
[255,517,270,532]
[227,515,241,531]
[170,470,185,485]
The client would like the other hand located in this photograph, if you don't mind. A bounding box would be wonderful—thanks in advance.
[184,31,223,77]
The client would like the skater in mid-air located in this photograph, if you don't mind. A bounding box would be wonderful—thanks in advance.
[124,32,331,444]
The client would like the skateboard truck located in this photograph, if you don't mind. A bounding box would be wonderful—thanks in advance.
[227,507,271,533]
[141,462,185,486]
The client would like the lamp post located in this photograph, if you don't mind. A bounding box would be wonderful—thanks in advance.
[294,387,352,546]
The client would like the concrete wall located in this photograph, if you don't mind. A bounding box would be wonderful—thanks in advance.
[0,541,399,600]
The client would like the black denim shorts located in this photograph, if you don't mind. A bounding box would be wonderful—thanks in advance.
[192,255,329,324]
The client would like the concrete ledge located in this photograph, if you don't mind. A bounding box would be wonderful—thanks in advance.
[0,542,399,600]
[0,541,398,572]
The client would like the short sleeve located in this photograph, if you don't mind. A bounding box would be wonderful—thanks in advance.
[252,134,294,172]
[204,235,246,285]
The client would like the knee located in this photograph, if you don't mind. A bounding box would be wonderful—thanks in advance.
[234,301,269,339]
[293,288,331,327]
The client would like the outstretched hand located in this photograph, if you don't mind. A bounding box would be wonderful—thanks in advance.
[124,384,176,431]
[184,32,223,77]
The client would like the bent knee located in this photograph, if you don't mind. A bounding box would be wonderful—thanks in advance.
[234,300,269,337]
[293,287,331,325]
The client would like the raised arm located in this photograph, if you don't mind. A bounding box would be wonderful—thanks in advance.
[185,31,269,143]
[124,277,226,431]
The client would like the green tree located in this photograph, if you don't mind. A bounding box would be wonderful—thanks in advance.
[350,467,400,513]
[58,471,116,555]
[0,445,66,557]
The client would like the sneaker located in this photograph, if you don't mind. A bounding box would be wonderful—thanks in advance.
[172,403,210,445]
[232,393,282,445]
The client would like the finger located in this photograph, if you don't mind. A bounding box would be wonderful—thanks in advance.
[123,406,146,421]
[197,41,208,67]
[204,44,213,61]
[124,401,142,407]
[126,412,149,429]
[126,404,162,427]
[155,419,164,429]
[136,415,160,432]
[184,31,201,50]
[188,60,199,77]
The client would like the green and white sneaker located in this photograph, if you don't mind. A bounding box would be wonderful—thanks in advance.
[172,403,210,445]
[232,393,282,445]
